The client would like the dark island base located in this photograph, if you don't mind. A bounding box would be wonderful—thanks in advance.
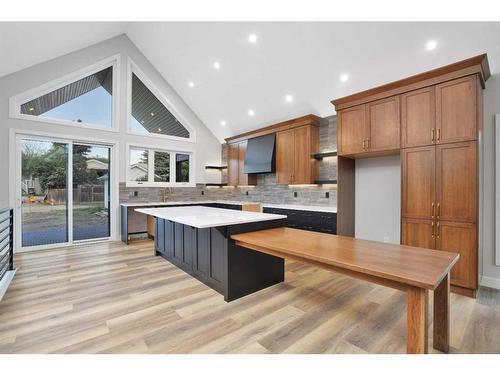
[154,218,286,302]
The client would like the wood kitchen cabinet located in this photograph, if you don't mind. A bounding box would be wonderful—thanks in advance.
[276,125,319,185]
[436,221,477,289]
[275,129,294,184]
[338,104,367,156]
[337,96,400,157]
[436,142,477,223]
[401,141,478,294]
[401,86,436,148]
[436,75,478,144]
[227,140,257,186]
[367,96,400,152]
[402,146,435,220]
[333,55,489,297]
[401,218,436,250]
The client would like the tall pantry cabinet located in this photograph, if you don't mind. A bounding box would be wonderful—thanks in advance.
[332,55,490,297]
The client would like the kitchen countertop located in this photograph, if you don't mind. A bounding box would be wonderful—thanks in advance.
[135,206,287,229]
[122,200,337,213]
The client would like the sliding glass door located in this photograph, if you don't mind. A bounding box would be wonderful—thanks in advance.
[21,139,69,247]
[72,144,110,241]
[18,136,113,251]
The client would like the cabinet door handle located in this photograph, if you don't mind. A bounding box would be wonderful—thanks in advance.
[431,202,435,219]
[431,221,435,238]
[436,221,440,239]
[437,202,440,219]
[367,138,370,149]
[362,140,366,150]
[431,128,435,144]
[436,129,441,143]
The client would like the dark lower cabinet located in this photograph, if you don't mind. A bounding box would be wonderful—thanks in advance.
[262,207,337,234]
[183,225,196,270]
[154,217,285,301]
[194,228,210,279]
[173,222,184,263]
[164,220,174,258]
[209,227,226,286]
[155,218,165,254]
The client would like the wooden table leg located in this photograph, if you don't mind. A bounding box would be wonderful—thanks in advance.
[433,273,450,353]
[407,287,428,354]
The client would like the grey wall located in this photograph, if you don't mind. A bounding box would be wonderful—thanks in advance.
[0,34,222,209]
[355,155,401,244]
[121,115,338,207]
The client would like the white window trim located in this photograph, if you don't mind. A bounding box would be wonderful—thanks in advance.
[126,143,195,187]
[9,54,121,133]
[9,128,120,252]
[126,57,196,143]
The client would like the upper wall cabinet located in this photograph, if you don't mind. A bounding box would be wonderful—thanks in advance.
[337,95,400,157]
[227,140,257,187]
[401,86,436,148]
[338,104,367,156]
[367,96,400,152]
[276,124,319,185]
[436,75,478,144]
[401,76,478,148]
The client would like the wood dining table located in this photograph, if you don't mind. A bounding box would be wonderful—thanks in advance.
[231,227,460,354]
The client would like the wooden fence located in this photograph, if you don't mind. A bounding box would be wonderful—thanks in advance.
[47,185,105,205]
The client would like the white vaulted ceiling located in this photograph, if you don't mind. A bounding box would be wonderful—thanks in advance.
[2,22,500,142]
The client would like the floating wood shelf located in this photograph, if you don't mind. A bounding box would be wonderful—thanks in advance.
[205,165,228,170]
[314,179,338,185]
[312,151,338,160]
[205,183,227,187]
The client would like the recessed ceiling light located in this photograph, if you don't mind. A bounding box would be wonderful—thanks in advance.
[141,120,145,124]
[213,61,221,70]
[220,120,226,127]
[188,81,195,88]
[247,109,255,117]
[248,33,258,44]
[158,128,162,132]
[285,94,294,103]
[340,74,349,83]
[150,112,155,117]
[28,107,34,112]
[426,40,438,51]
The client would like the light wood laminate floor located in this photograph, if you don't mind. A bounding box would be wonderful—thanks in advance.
[0,240,499,354]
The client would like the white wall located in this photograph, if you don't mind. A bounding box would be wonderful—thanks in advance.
[480,73,500,288]
[0,34,222,210]
[355,155,401,244]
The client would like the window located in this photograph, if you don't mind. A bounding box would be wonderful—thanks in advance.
[129,68,191,139]
[129,149,148,182]
[176,153,190,183]
[154,151,170,182]
[128,146,192,186]
[10,56,119,130]
[20,67,113,128]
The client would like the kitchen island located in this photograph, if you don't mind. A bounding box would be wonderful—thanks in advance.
[135,206,287,302]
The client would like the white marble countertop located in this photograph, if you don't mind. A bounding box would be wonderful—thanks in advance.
[135,206,287,229]
[122,200,336,213]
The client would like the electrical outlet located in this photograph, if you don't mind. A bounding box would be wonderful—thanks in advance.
[325,192,330,198]
[133,191,138,197]
[293,191,298,198]
[201,190,204,195]
[383,236,390,243]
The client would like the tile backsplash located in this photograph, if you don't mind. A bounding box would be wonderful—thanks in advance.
[120,115,337,207]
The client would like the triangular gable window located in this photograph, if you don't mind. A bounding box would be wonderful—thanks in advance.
[130,73,190,138]
[18,66,114,128]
